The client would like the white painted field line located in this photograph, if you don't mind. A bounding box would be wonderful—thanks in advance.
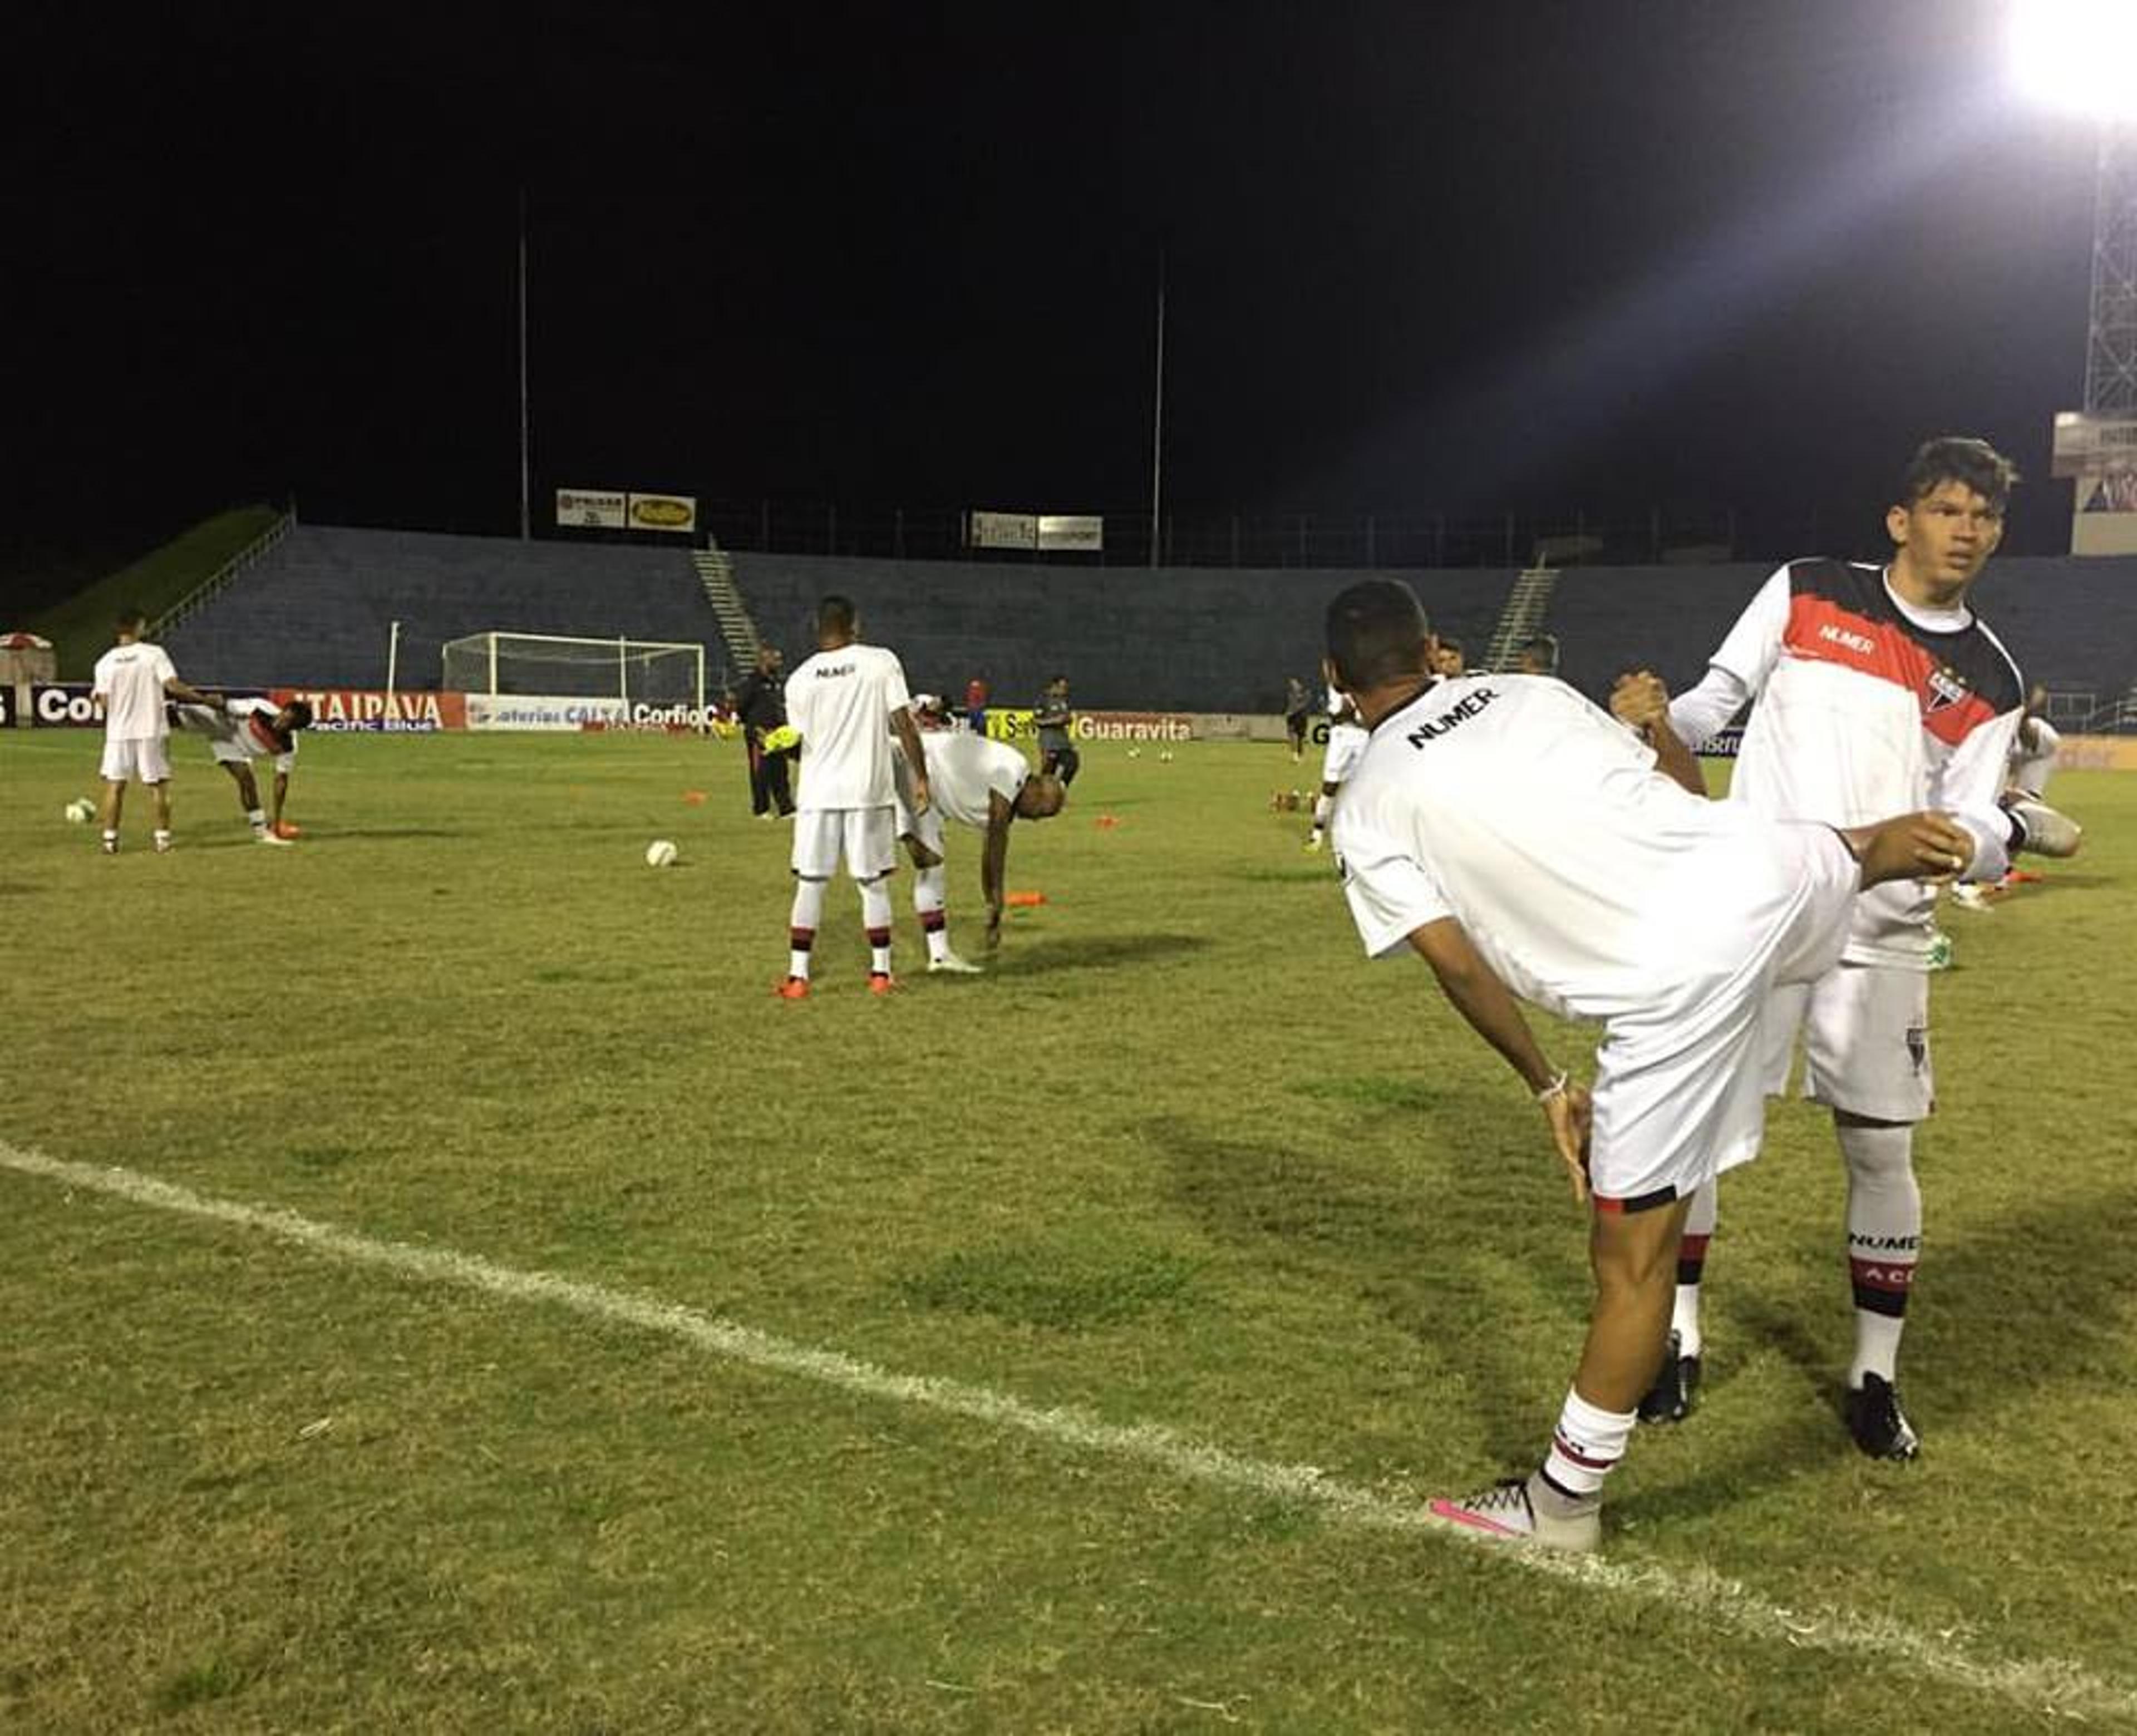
[5,1142,2129,1725]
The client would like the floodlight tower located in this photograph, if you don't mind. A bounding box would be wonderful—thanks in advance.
[2011,0,2137,551]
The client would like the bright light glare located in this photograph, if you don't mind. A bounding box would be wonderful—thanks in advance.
[2010,0,2137,121]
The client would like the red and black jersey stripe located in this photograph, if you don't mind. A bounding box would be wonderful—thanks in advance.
[1779,559,2022,747]
[243,711,293,756]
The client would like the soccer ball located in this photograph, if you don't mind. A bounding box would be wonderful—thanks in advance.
[1125,747,1141,759]
[63,798,95,825]
[645,839,679,869]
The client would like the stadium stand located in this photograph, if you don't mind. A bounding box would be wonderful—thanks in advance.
[156,526,2137,717]
[160,526,722,691]
[727,553,1513,712]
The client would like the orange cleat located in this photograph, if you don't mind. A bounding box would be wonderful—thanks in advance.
[867,972,898,996]
[775,976,810,1000]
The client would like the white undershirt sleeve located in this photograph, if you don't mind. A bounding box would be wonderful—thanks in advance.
[1666,565,1792,747]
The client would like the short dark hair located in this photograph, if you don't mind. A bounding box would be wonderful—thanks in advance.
[1898,437,2019,512]
[815,595,856,635]
[283,698,314,730]
[116,607,147,632]
[1326,579,1431,691]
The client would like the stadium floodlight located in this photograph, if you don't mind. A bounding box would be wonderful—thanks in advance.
[2008,0,2137,122]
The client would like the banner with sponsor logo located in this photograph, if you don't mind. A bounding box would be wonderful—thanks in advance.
[966,510,1105,552]
[270,688,466,733]
[1,684,14,727]
[968,510,1038,551]
[1037,514,1104,553]
[557,488,628,529]
[465,693,631,732]
[28,683,103,727]
[581,702,740,738]
[627,492,697,533]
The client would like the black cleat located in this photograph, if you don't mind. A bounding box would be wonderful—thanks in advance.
[1845,1373,1921,1461]
[1638,1329,1702,1424]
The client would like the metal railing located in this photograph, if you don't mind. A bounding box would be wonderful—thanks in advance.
[151,511,297,638]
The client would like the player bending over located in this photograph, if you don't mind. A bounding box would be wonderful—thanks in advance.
[779,594,929,999]
[893,698,1067,972]
[1645,437,2079,1458]
[175,696,314,844]
[1324,577,1973,1550]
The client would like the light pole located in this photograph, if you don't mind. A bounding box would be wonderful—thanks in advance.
[2011,0,2137,551]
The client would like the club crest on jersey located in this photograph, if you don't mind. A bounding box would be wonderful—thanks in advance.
[1905,1024,1928,1074]
[1922,663,1969,714]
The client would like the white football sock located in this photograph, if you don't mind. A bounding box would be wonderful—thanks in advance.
[1839,1122,1919,1387]
[859,876,894,975]
[1538,1387,1636,1504]
[1671,1179,1718,1358]
[914,865,950,963]
[788,877,827,979]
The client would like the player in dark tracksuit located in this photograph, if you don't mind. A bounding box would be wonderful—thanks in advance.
[736,645,795,817]
[1036,675,1079,786]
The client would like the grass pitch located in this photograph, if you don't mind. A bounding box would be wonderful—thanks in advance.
[2,728,2133,1732]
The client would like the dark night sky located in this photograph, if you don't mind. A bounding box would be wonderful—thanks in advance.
[2,1,2107,608]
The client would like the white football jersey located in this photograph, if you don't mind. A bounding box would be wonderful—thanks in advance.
[785,643,912,811]
[180,697,299,771]
[919,729,1028,828]
[1675,559,2022,968]
[1335,675,1803,1024]
[91,641,177,741]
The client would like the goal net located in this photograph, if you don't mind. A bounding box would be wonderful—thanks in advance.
[441,632,707,709]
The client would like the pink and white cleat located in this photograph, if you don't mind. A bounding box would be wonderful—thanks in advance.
[1428,1476,1601,1552]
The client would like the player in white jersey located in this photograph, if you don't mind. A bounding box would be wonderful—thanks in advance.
[891,698,1067,971]
[1323,577,1972,1550]
[1651,437,2079,1458]
[90,608,224,855]
[174,695,315,844]
[1304,686,1368,851]
[778,595,929,998]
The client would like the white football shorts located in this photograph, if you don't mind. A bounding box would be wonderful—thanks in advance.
[892,752,947,857]
[1320,724,1368,787]
[791,806,897,881]
[100,736,171,785]
[1587,822,1859,1210]
[1752,960,1933,1126]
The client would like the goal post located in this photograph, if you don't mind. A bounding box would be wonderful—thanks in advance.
[440,631,707,710]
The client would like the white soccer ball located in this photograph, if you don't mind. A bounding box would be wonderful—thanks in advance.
[645,839,679,869]
[63,797,95,825]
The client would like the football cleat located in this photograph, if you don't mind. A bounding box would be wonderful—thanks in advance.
[99,837,118,856]
[927,952,982,975]
[1637,1330,1702,1424]
[1428,1476,1601,1553]
[774,976,810,1000]
[867,972,898,996]
[1304,836,1323,853]
[2002,794,2081,860]
[1845,1373,1921,1461]
[255,830,296,847]
[1948,882,1992,911]
[152,836,174,854]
